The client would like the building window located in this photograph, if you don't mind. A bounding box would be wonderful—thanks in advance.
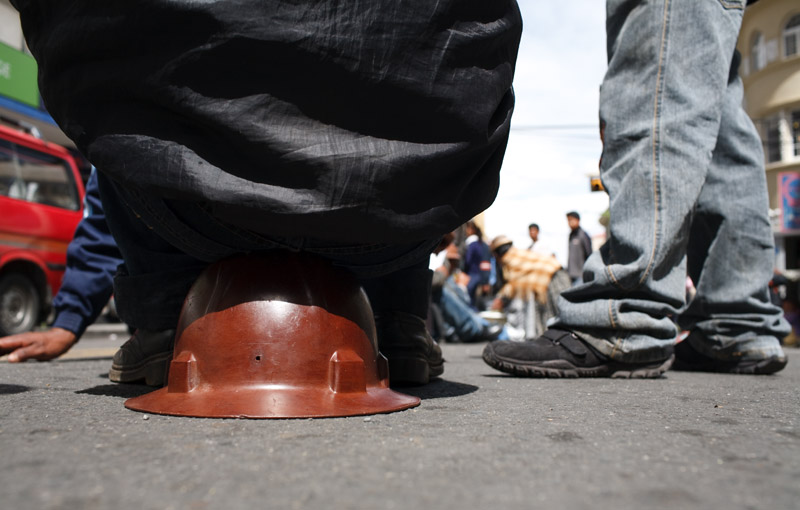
[751,32,766,71]
[792,110,800,158]
[757,116,782,164]
[785,14,800,58]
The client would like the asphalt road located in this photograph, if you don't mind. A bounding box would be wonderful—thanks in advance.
[1,327,798,510]
[57,322,129,360]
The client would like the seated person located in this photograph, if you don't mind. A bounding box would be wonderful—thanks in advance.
[490,235,570,340]
[430,242,504,343]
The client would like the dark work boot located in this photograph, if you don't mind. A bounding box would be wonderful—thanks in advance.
[108,329,175,386]
[374,311,444,386]
[361,258,443,386]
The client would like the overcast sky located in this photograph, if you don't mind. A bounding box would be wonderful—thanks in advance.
[483,1,609,264]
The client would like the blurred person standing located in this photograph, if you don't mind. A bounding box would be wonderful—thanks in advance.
[566,211,592,284]
[463,220,493,310]
[527,223,541,250]
[527,222,556,256]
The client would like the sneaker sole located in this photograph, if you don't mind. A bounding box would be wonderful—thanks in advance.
[108,351,172,387]
[483,347,674,379]
[672,356,787,375]
[387,356,444,386]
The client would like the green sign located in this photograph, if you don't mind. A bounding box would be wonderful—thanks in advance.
[0,42,40,108]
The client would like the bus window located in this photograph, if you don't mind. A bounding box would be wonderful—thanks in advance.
[0,139,79,211]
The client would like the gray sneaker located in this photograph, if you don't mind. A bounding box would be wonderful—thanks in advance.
[108,329,175,386]
[673,331,787,375]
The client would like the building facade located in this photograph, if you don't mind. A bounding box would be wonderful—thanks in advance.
[0,0,72,147]
[738,0,800,271]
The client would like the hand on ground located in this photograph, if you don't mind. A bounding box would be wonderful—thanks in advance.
[491,297,504,311]
[0,328,77,362]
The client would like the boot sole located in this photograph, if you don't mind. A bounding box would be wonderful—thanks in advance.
[387,356,444,386]
[483,347,674,379]
[108,351,172,387]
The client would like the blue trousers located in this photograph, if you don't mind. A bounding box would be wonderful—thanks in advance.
[555,0,788,363]
[438,279,486,342]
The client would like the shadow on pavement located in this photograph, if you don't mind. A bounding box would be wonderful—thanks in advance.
[76,384,155,399]
[397,379,478,399]
[76,380,480,401]
[0,384,32,395]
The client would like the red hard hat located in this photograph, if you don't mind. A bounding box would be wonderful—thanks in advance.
[125,253,420,418]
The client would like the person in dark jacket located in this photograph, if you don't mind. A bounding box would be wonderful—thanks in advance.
[463,221,493,310]
[565,211,592,284]
[12,1,523,385]
[0,171,120,361]
[0,171,179,386]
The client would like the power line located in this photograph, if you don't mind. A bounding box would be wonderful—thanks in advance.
[511,124,597,131]
[516,133,599,140]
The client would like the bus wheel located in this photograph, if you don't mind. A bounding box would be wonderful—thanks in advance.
[0,274,41,336]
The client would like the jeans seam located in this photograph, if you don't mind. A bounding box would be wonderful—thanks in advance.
[610,338,622,359]
[606,265,620,287]
[605,0,670,293]
[607,299,618,329]
[639,0,670,288]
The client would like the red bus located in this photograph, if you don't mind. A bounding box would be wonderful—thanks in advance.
[0,120,84,336]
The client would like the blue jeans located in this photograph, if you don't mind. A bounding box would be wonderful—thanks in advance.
[438,278,486,341]
[97,174,438,331]
[554,0,788,363]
